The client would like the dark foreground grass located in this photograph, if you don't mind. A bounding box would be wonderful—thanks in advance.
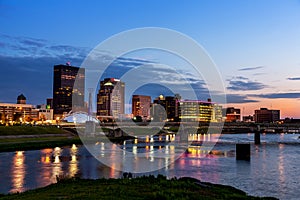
[0,176,277,200]
[0,126,66,136]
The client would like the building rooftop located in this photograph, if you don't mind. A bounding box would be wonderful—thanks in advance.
[17,94,26,100]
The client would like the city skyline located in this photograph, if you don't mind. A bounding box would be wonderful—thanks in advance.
[1,0,300,118]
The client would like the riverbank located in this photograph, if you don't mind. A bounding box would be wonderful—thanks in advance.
[0,176,277,200]
[0,126,82,152]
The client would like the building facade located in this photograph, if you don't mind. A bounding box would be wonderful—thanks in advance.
[97,78,125,117]
[254,108,280,123]
[152,94,181,121]
[178,99,223,122]
[0,94,39,123]
[223,107,241,122]
[132,95,151,119]
[53,64,85,118]
[37,104,54,121]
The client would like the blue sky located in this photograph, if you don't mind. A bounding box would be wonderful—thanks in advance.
[1,0,300,117]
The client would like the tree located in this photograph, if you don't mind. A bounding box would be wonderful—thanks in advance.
[40,114,47,122]
[13,113,22,122]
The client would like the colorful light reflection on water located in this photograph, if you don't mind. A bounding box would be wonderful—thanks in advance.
[0,133,299,199]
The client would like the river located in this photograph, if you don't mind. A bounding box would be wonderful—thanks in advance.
[0,133,299,199]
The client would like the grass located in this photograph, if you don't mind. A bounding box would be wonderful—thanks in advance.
[0,176,277,200]
[0,137,82,152]
[0,126,82,152]
[0,126,66,136]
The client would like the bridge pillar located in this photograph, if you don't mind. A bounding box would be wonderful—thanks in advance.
[254,125,261,145]
[236,143,250,161]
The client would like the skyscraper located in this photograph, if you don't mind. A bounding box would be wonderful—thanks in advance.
[152,94,181,121]
[97,78,124,117]
[132,95,151,119]
[53,64,85,117]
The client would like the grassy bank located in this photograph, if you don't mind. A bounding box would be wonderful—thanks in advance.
[0,137,82,152]
[0,126,66,136]
[0,176,277,200]
[0,126,82,152]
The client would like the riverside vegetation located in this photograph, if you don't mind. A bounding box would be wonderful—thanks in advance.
[0,175,278,200]
[0,126,82,152]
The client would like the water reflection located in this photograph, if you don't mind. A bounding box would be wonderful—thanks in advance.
[278,143,286,191]
[51,147,62,182]
[10,151,25,193]
[0,133,299,199]
[69,144,78,177]
[39,148,53,186]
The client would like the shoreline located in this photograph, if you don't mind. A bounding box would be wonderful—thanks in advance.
[1,133,299,153]
[0,176,278,200]
[0,125,299,153]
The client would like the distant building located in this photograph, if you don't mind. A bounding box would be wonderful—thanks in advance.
[243,115,254,122]
[37,104,53,121]
[46,98,53,109]
[17,94,26,104]
[97,78,125,118]
[132,95,151,119]
[254,108,280,123]
[223,107,241,122]
[152,94,181,121]
[52,64,85,118]
[178,99,223,122]
[0,94,39,123]
[284,118,300,124]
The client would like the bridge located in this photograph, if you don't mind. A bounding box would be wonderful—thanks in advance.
[59,121,300,135]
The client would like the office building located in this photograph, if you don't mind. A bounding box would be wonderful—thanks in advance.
[254,108,280,123]
[97,78,125,117]
[152,94,181,121]
[37,104,54,121]
[178,99,223,122]
[223,107,241,122]
[0,94,39,123]
[46,98,53,109]
[53,64,85,118]
[132,95,151,119]
[243,115,254,122]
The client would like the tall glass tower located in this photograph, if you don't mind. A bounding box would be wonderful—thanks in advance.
[53,64,85,117]
[97,78,124,117]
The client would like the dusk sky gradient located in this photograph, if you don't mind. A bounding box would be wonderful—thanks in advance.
[1,0,300,118]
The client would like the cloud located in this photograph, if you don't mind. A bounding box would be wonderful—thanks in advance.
[0,34,226,105]
[98,59,210,101]
[238,66,264,71]
[253,73,266,76]
[287,77,300,81]
[19,38,46,47]
[227,76,266,91]
[0,42,6,47]
[0,33,90,58]
[0,55,84,104]
[250,93,300,99]
[226,94,259,103]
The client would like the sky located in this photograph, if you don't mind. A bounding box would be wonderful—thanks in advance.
[0,0,300,118]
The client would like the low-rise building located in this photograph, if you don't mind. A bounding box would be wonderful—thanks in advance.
[223,107,241,122]
[178,99,223,122]
[37,104,54,121]
[0,94,39,123]
[254,108,280,123]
